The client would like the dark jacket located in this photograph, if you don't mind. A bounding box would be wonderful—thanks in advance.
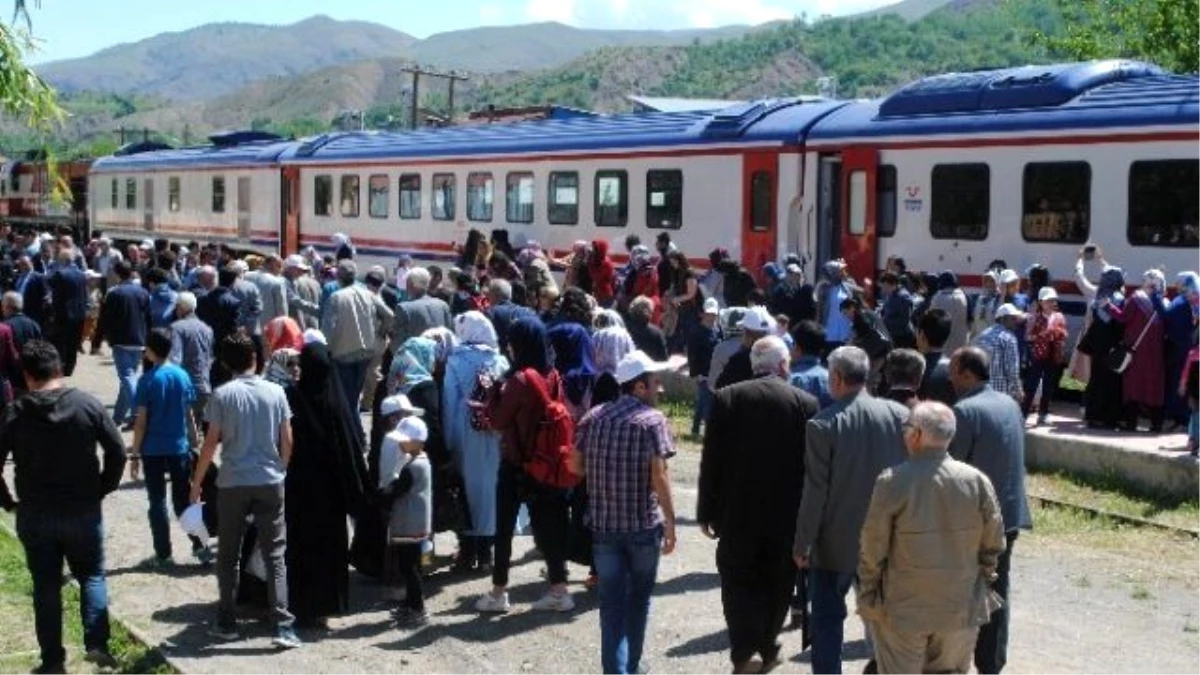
[699,376,818,552]
[628,318,668,362]
[16,271,47,327]
[4,312,42,348]
[715,346,754,390]
[0,387,126,512]
[722,268,757,308]
[98,282,151,347]
[919,350,957,407]
[881,289,916,349]
[488,301,536,354]
[196,286,241,346]
[687,323,720,379]
[949,384,1032,532]
[48,266,89,324]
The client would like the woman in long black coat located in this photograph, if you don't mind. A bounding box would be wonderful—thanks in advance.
[284,344,369,627]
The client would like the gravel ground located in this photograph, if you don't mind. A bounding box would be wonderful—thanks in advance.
[8,352,1197,674]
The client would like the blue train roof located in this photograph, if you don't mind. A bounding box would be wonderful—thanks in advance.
[91,139,296,173]
[809,60,1199,141]
[281,98,849,164]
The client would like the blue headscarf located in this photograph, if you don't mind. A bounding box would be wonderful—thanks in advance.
[388,337,436,395]
[548,323,597,406]
[508,316,551,375]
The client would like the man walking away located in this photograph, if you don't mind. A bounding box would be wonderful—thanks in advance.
[881,348,925,409]
[228,261,264,368]
[573,350,678,675]
[98,261,151,429]
[189,333,300,650]
[4,290,43,349]
[46,250,89,376]
[248,255,289,324]
[858,401,1006,674]
[916,309,957,406]
[0,340,126,673]
[948,347,1031,674]
[392,267,452,345]
[322,260,394,417]
[169,292,214,442]
[283,255,321,330]
[130,328,212,567]
[793,346,909,674]
[699,336,818,673]
[788,320,833,409]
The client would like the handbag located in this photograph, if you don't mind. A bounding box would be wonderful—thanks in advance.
[1104,313,1158,375]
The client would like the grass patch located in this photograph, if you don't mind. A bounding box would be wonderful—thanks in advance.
[1131,585,1153,601]
[1073,574,1092,588]
[1028,468,1200,531]
[660,395,703,450]
[0,523,175,674]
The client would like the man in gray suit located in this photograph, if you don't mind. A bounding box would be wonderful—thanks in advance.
[392,267,452,346]
[247,255,289,324]
[948,346,1032,675]
[793,346,909,674]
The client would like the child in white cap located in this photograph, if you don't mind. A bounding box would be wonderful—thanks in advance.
[379,414,432,628]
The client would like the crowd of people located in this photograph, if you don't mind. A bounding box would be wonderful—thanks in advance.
[0,223,1195,674]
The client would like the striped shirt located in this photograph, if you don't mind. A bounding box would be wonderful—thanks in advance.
[576,395,676,534]
[974,324,1022,399]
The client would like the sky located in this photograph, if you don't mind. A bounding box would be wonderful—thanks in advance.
[22,0,897,64]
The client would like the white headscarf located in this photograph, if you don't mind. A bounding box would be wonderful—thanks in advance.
[331,232,350,247]
[421,327,460,364]
[454,311,499,350]
[593,326,635,376]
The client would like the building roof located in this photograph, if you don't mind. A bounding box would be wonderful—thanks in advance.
[627,95,748,113]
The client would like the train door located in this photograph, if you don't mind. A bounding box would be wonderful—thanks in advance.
[142,178,154,233]
[838,147,879,285]
[236,176,252,240]
[741,151,777,278]
[281,167,300,255]
[815,155,841,269]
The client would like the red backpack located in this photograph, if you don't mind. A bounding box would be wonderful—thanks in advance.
[520,368,581,490]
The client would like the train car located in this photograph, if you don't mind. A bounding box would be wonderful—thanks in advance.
[88,132,292,252]
[802,60,1199,316]
[0,157,92,239]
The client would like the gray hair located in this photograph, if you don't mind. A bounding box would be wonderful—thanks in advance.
[629,295,654,321]
[2,290,22,312]
[197,265,217,288]
[908,401,957,448]
[488,278,512,302]
[884,348,926,389]
[176,291,197,315]
[227,259,249,276]
[407,267,431,291]
[750,335,791,375]
[336,260,358,284]
[828,346,870,387]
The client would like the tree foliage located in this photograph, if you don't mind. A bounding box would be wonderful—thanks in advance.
[1035,0,1199,74]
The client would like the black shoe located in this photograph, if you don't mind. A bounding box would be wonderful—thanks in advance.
[32,663,66,674]
[85,649,118,670]
[760,644,782,673]
[393,607,429,628]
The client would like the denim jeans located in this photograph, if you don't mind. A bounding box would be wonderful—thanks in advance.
[16,507,110,666]
[111,346,143,425]
[142,454,203,559]
[808,568,864,674]
[691,382,713,436]
[593,526,663,675]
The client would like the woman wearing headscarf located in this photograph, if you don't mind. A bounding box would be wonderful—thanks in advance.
[264,316,304,356]
[524,258,558,311]
[1068,246,1112,386]
[588,239,616,307]
[264,348,300,387]
[384,338,446,481]
[284,343,369,628]
[1165,272,1200,429]
[476,317,573,613]
[420,326,460,382]
[331,233,355,261]
[1078,264,1127,428]
[561,240,593,294]
[458,229,485,271]
[971,269,1001,340]
[814,259,862,352]
[593,308,625,331]
[547,322,597,420]
[929,271,969,353]
[1105,269,1169,431]
[443,312,509,573]
[621,245,662,324]
[592,324,634,406]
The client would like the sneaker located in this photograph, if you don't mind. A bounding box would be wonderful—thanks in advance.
[272,626,302,650]
[474,591,511,613]
[393,607,430,628]
[139,555,174,570]
[85,649,118,670]
[531,590,575,612]
[207,622,239,641]
[1036,414,1048,426]
[194,546,215,567]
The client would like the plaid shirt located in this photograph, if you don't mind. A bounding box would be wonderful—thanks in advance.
[974,324,1021,399]
[576,395,676,534]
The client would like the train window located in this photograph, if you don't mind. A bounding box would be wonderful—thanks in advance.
[750,171,772,232]
[1128,160,1199,248]
[314,175,332,216]
[237,177,250,214]
[125,178,136,210]
[368,175,389,219]
[212,177,226,213]
[506,172,534,223]
[399,174,421,219]
[877,165,897,237]
[168,177,180,212]
[432,174,456,221]
[340,175,360,218]
[110,179,118,209]
[930,163,989,240]
[467,173,494,222]
[1022,162,1090,243]
[595,170,628,228]
[548,172,578,225]
[646,170,683,230]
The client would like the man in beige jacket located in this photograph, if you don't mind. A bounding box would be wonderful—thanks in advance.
[856,401,1006,674]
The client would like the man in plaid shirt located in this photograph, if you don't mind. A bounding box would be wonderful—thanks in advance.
[973,304,1024,402]
[573,350,677,675]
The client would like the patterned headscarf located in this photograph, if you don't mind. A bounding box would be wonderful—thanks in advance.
[593,326,635,376]
[264,316,303,356]
[388,337,436,395]
[594,308,625,330]
[630,245,653,270]
[421,326,460,365]
[1144,269,1167,295]
[265,348,299,386]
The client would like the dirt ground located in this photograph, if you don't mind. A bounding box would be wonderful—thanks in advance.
[7,352,1197,674]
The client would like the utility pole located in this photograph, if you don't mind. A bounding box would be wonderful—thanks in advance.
[401,65,469,129]
[116,126,126,145]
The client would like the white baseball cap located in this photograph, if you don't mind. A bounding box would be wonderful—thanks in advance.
[702,297,720,315]
[284,254,310,270]
[615,350,673,385]
[393,416,428,443]
[995,303,1025,320]
[786,263,803,275]
[139,238,153,250]
[999,269,1019,284]
[302,328,327,345]
[379,393,424,418]
[1038,287,1059,302]
[739,305,775,333]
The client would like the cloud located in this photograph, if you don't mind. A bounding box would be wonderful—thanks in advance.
[669,0,795,28]
[478,3,504,23]
[525,0,578,23]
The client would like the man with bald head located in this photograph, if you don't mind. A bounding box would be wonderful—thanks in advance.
[857,401,1006,674]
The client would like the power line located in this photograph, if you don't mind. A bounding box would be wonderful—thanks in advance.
[400,66,469,130]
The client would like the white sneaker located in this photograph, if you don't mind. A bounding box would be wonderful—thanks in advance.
[531,591,575,612]
[475,591,511,613]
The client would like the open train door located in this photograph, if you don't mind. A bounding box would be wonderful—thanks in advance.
[839,147,878,287]
[741,151,778,280]
[281,167,300,255]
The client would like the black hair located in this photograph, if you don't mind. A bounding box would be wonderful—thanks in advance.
[747,288,766,306]
[146,327,173,360]
[791,320,825,356]
[955,346,991,381]
[114,260,133,280]
[220,332,256,373]
[884,348,925,388]
[559,287,592,327]
[619,372,651,396]
[20,339,61,382]
[880,271,899,286]
[624,234,641,251]
[145,267,168,287]
[890,256,907,274]
[918,309,952,349]
[839,297,861,312]
[218,267,237,288]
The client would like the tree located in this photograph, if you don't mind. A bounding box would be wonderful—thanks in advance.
[2,1,68,198]
[1036,0,1199,74]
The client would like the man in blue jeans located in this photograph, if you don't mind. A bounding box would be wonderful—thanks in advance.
[129,328,213,567]
[97,260,150,429]
[573,350,677,675]
[0,340,127,674]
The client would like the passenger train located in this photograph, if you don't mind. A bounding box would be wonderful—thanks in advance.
[88,60,1199,315]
